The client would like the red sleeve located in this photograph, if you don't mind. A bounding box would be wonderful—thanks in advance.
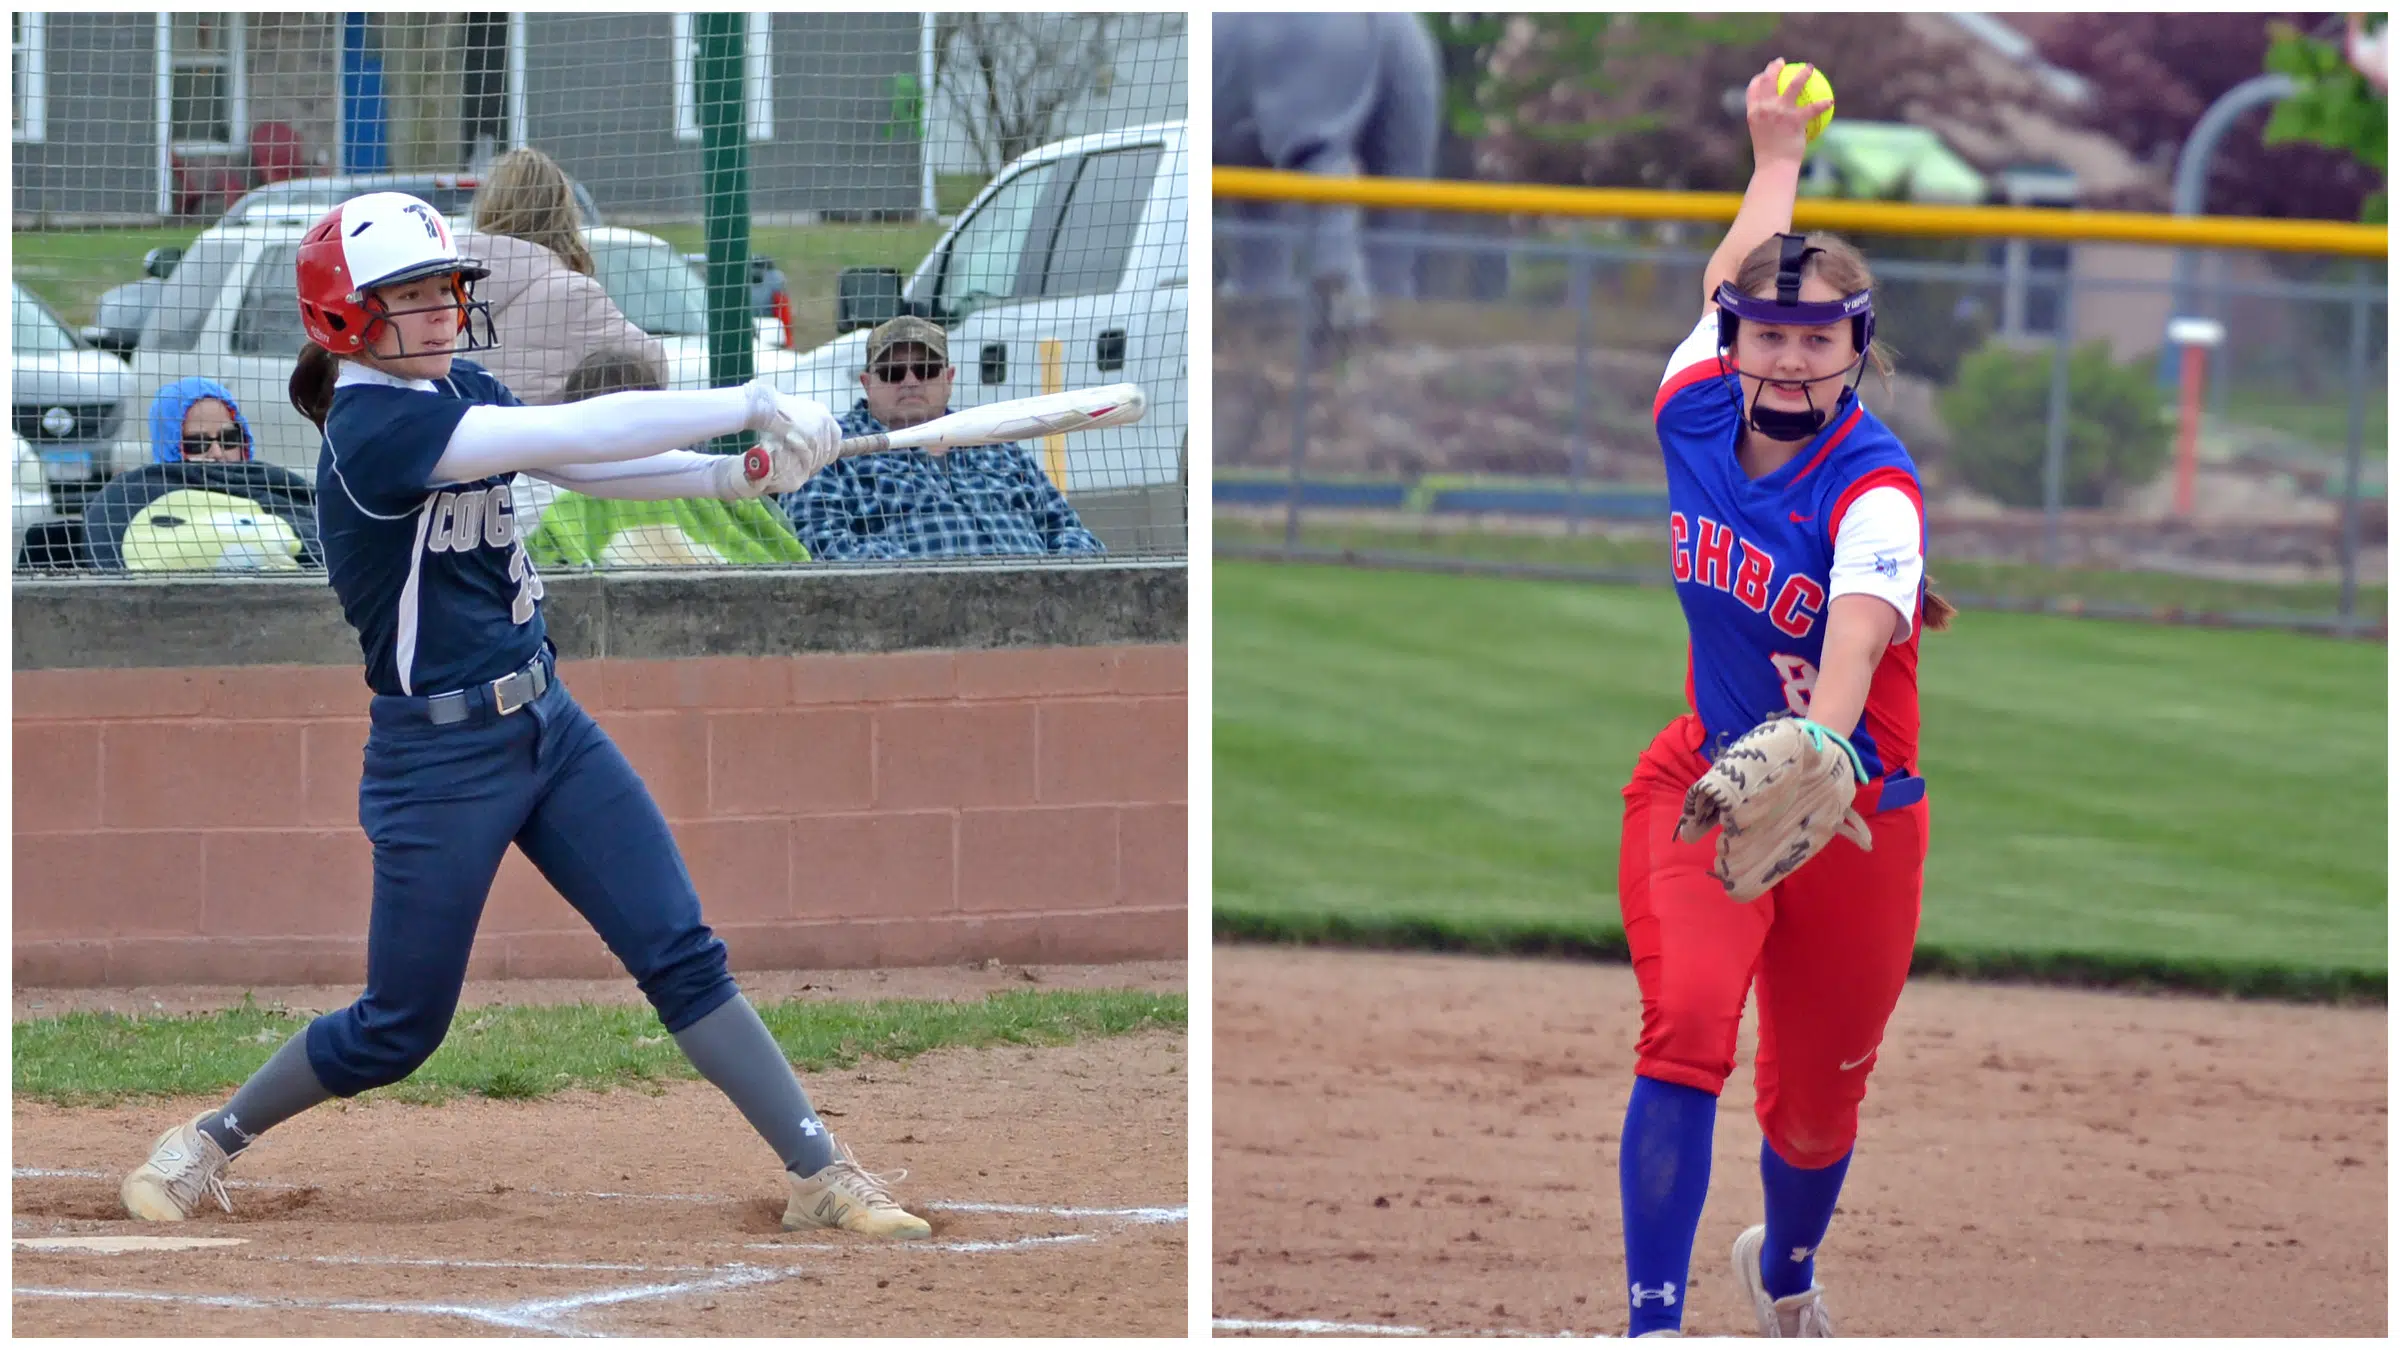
[1825,466,1922,553]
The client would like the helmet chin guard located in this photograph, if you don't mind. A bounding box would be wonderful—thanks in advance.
[1715,233,1873,440]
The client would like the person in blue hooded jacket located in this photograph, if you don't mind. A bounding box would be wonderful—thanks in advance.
[149,377,257,465]
[80,378,322,571]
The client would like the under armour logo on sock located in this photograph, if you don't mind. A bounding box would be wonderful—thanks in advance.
[1788,1245,1816,1264]
[799,1118,825,1137]
[221,1113,254,1145]
[1630,1282,1679,1308]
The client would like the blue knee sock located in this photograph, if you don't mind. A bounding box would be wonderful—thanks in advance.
[1758,1141,1853,1298]
[1617,1075,1718,1336]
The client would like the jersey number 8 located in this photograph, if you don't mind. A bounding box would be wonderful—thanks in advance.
[1770,653,1818,716]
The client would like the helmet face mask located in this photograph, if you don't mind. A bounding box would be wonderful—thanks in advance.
[1714,233,1873,442]
[296,192,496,359]
[352,271,499,360]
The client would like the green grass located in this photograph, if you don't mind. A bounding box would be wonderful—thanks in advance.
[936,172,991,216]
[11,226,205,329]
[2219,381,2387,460]
[1212,560,2387,1001]
[12,988,1185,1108]
[1213,516,2389,626]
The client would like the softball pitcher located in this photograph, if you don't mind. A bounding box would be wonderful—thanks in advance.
[120,191,930,1240]
[1613,61,1955,1337]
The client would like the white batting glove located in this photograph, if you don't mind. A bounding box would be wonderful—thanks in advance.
[762,392,842,487]
[737,378,786,434]
[711,450,769,500]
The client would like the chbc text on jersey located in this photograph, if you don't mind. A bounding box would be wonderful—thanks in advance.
[425,483,519,555]
[1669,512,1825,639]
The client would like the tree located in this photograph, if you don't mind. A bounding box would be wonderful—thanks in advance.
[1463,14,2040,194]
[2029,12,2378,222]
[935,14,1121,175]
[2263,16,2388,222]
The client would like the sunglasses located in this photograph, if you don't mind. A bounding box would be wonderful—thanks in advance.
[869,360,946,384]
[182,427,249,456]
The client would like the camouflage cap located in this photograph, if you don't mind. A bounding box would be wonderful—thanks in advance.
[866,315,949,366]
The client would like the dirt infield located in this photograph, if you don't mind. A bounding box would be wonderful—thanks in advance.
[13,963,1185,1337]
[1213,945,2386,1338]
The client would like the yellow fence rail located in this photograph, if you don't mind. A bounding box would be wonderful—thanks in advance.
[1212,167,2388,258]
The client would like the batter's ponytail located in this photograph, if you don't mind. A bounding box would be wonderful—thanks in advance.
[291,341,339,430]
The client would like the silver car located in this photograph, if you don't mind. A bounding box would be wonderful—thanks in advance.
[12,283,132,513]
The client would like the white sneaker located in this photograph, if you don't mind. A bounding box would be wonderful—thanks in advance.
[1732,1223,1834,1336]
[783,1142,932,1239]
[121,1112,234,1221]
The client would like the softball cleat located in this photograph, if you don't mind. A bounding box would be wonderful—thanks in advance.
[121,1111,235,1221]
[783,1143,932,1239]
[1733,1223,1835,1337]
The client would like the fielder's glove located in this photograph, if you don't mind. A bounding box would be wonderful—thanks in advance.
[1674,715,1873,901]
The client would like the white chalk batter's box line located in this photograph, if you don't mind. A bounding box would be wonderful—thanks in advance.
[15,1164,1181,1221]
[13,1170,1187,1338]
[13,1231,1180,1337]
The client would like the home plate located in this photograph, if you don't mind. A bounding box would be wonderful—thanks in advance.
[14,1235,249,1254]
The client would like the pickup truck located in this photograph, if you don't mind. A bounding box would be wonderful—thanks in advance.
[772,121,1188,543]
[101,216,800,479]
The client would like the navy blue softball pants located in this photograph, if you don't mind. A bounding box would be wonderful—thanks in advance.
[304,656,738,1097]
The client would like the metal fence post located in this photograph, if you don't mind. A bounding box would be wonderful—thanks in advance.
[1283,219,1319,555]
[2039,276,2077,571]
[1567,248,1593,536]
[2336,277,2369,630]
[696,13,753,456]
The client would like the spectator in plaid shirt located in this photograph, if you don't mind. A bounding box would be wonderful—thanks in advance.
[782,317,1104,560]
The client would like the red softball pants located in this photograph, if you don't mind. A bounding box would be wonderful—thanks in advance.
[1618,714,1928,1168]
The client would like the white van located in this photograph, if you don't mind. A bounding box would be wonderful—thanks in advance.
[776,121,1188,506]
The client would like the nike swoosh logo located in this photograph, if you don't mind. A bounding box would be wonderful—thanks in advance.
[1789,512,1815,524]
[1838,1051,1875,1071]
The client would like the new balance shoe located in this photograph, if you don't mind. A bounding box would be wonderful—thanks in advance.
[1732,1223,1835,1337]
[121,1112,234,1222]
[784,1143,932,1239]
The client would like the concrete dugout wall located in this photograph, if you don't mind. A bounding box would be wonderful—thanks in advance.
[13,564,1187,988]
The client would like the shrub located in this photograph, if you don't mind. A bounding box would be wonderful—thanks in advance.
[1939,338,2171,508]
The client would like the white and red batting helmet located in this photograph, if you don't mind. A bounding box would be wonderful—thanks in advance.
[295,191,493,355]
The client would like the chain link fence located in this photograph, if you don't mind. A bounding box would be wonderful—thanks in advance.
[1215,209,2386,635]
[13,11,1188,575]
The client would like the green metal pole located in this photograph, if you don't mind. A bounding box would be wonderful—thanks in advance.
[696,13,752,454]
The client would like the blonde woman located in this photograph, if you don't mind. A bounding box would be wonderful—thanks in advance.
[461,147,666,405]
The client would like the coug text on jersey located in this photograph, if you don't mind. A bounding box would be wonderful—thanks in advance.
[425,483,519,554]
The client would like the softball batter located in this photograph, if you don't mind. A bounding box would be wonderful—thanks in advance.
[1614,61,1955,1336]
[120,191,930,1239]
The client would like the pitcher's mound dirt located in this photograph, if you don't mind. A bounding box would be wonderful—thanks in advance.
[16,973,1185,1337]
[1213,945,2384,1338]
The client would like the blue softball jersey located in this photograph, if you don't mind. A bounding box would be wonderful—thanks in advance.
[1653,313,1928,782]
[316,360,547,696]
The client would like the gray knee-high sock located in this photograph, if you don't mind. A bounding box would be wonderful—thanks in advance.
[672,994,836,1176]
[199,1030,332,1156]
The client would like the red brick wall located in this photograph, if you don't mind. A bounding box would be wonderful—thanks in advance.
[14,645,1186,988]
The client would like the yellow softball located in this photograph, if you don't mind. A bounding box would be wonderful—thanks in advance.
[1776,60,1836,144]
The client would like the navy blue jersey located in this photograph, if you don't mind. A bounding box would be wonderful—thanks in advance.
[317,360,546,696]
[1654,314,1927,779]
